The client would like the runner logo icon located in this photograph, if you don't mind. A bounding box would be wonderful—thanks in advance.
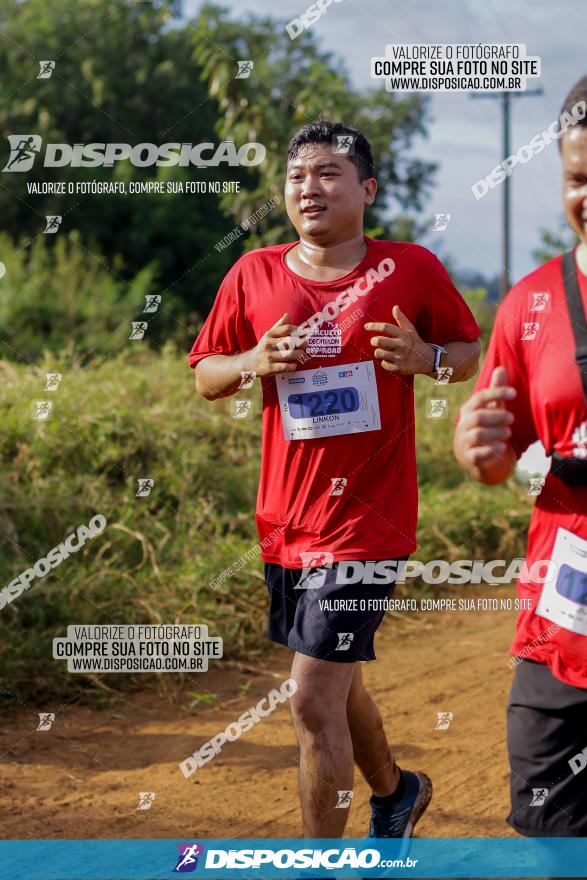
[3,135,42,172]
[528,476,546,496]
[136,479,154,498]
[433,212,451,231]
[530,788,548,806]
[427,398,448,419]
[136,792,156,811]
[521,322,539,341]
[529,291,550,312]
[235,60,253,79]
[329,477,347,496]
[334,134,355,155]
[435,366,453,385]
[174,843,204,872]
[295,552,334,589]
[435,711,453,730]
[32,401,53,421]
[37,60,55,79]
[44,373,62,391]
[36,712,55,731]
[335,789,354,808]
[44,215,62,233]
[143,295,161,314]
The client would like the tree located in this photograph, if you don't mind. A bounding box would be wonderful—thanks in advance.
[0,0,232,318]
[0,231,155,364]
[191,2,436,252]
[0,0,438,335]
[532,217,579,264]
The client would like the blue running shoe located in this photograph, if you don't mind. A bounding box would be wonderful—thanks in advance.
[368,770,432,840]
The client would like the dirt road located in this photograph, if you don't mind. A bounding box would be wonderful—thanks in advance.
[0,591,517,840]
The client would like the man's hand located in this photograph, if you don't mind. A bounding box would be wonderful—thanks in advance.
[453,366,518,484]
[195,313,307,400]
[243,312,307,377]
[365,306,435,375]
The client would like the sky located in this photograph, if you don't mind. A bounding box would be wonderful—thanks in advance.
[188,0,587,283]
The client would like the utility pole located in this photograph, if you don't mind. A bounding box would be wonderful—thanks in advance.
[471,89,543,299]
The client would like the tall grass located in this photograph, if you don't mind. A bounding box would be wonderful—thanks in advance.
[0,301,534,704]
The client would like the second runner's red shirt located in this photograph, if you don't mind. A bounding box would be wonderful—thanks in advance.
[189,236,481,568]
[471,251,587,688]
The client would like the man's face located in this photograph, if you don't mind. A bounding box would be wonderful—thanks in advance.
[561,125,587,245]
[284,143,376,244]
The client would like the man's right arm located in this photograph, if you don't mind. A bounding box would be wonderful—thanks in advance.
[195,312,307,400]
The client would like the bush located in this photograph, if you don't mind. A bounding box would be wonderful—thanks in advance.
[0,232,185,365]
[0,301,534,704]
[0,345,266,703]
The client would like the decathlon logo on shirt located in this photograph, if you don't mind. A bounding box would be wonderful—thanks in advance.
[277,257,396,355]
[307,321,342,358]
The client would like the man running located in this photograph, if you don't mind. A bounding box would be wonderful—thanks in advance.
[454,77,587,838]
[190,120,481,838]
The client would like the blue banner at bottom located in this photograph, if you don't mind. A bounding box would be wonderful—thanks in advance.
[1,837,586,879]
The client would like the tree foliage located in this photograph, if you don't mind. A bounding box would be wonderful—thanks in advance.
[192,2,436,249]
[0,0,436,355]
[532,217,579,265]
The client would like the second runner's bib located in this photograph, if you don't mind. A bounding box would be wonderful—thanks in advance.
[536,527,587,636]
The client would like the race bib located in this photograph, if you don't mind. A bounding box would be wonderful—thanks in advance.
[536,527,587,636]
[275,360,381,441]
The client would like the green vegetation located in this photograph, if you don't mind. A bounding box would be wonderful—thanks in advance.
[0,300,534,706]
[0,1,537,707]
[0,0,434,325]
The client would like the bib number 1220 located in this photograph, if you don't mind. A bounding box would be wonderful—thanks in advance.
[287,387,360,420]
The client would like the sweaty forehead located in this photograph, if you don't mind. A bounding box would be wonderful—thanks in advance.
[287,144,346,169]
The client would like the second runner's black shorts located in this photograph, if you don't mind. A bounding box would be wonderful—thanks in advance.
[264,557,409,663]
[507,658,587,836]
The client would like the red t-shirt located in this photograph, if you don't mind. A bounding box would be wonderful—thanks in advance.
[471,251,587,688]
[189,236,480,568]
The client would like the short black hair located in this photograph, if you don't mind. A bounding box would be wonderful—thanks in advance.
[559,75,587,149]
[287,120,374,181]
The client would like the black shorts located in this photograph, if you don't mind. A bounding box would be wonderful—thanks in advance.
[507,658,587,837]
[264,557,408,663]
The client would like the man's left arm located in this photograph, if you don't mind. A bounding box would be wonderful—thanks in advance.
[365,305,481,383]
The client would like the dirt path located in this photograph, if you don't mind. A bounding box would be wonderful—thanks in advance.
[0,590,518,840]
